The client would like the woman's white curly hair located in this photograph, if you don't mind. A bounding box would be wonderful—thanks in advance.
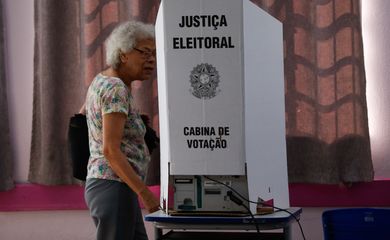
[105,21,155,70]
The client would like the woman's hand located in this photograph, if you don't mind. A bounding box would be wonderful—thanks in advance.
[139,187,160,213]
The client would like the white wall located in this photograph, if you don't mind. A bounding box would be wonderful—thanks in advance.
[4,0,33,182]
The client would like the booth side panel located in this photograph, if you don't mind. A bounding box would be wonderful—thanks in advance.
[156,2,170,211]
[243,0,290,212]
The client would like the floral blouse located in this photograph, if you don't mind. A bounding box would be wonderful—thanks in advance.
[85,73,150,182]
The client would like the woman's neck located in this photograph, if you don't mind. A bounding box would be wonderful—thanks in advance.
[102,68,132,90]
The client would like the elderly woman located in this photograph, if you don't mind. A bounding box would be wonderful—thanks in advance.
[84,21,160,240]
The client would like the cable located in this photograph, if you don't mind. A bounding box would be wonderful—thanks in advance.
[227,191,260,234]
[203,175,307,240]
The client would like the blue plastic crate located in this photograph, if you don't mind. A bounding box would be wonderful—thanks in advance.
[322,208,390,240]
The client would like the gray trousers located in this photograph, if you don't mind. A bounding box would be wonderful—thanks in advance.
[85,178,148,240]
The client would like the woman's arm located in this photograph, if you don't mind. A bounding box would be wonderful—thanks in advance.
[102,112,160,213]
[79,102,86,114]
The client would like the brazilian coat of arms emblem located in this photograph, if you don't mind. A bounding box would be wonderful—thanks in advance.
[189,63,220,99]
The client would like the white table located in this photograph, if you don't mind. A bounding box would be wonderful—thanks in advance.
[145,207,302,240]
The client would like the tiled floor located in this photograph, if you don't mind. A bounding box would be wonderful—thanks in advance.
[0,208,325,239]
[0,209,155,240]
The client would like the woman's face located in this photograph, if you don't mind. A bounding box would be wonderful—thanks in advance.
[120,38,156,81]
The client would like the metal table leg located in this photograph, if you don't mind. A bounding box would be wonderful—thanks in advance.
[154,226,162,240]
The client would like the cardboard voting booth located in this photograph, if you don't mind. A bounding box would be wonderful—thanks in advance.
[156,0,289,214]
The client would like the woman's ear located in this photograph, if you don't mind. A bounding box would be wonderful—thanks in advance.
[119,51,127,63]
